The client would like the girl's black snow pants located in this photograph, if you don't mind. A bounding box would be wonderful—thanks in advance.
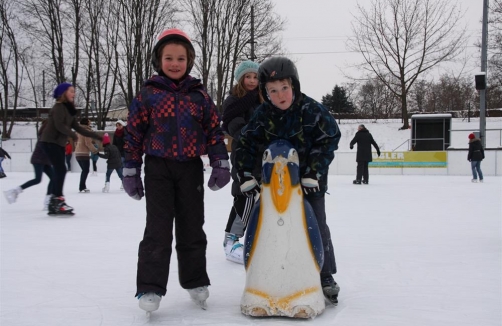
[136,155,209,296]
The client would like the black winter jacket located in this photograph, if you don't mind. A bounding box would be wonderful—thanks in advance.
[349,128,380,162]
[468,139,484,161]
[98,144,123,169]
[222,90,262,196]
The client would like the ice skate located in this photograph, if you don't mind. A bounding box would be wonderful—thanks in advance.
[353,180,361,185]
[102,182,110,193]
[321,276,340,305]
[47,196,74,216]
[79,189,90,193]
[43,194,52,211]
[138,292,162,317]
[224,234,244,264]
[187,286,209,309]
[91,171,97,176]
[362,180,369,184]
[471,179,478,183]
[120,182,124,190]
[4,186,22,204]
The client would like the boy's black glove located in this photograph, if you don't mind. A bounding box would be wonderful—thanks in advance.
[301,171,320,195]
[239,172,260,197]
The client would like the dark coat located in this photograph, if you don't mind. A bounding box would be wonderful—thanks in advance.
[349,128,380,162]
[0,147,11,159]
[41,102,101,147]
[31,121,51,165]
[222,90,262,197]
[236,94,341,195]
[112,129,127,158]
[98,144,122,169]
[468,138,484,161]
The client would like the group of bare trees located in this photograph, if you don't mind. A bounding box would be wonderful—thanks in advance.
[0,0,284,138]
[2,0,499,139]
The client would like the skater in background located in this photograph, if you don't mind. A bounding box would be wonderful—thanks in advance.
[235,56,341,304]
[4,120,54,210]
[0,146,11,178]
[65,140,73,171]
[123,28,230,314]
[40,82,102,215]
[221,60,263,264]
[112,119,127,166]
[98,133,123,192]
[349,124,380,185]
[468,133,484,183]
[74,118,99,193]
[90,141,99,175]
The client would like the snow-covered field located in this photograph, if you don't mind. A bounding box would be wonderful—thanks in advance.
[1,172,501,326]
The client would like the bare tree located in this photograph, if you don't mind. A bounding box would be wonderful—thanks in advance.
[80,0,119,129]
[488,0,502,106]
[111,0,178,108]
[181,0,285,109]
[0,0,22,138]
[357,77,400,119]
[348,0,467,129]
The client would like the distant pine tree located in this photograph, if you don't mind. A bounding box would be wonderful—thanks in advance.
[321,85,356,116]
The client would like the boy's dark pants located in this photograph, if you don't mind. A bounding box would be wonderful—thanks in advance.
[136,156,210,296]
[305,194,337,277]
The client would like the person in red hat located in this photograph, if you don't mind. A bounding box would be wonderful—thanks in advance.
[467,133,484,182]
[122,28,230,313]
[97,133,123,192]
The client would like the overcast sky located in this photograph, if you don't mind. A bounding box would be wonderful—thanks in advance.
[271,0,485,101]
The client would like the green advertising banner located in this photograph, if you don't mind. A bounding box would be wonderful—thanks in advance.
[369,152,447,168]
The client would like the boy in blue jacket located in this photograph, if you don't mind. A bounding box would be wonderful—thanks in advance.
[235,56,341,305]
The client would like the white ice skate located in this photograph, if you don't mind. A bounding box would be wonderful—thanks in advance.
[224,234,244,264]
[138,292,162,318]
[102,182,110,193]
[4,187,22,204]
[187,286,209,309]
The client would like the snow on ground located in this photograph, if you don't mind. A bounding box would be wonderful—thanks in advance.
[1,172,501,325]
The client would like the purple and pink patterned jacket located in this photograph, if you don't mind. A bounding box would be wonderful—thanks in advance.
[124,74,228,168]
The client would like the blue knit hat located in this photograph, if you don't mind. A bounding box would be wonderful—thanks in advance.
[234,60,259,82]
[53,82,73,99]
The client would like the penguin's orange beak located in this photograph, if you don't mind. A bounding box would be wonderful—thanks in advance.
[270,160,292,213]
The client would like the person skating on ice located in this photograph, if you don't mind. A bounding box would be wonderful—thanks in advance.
[221,60,263,264]
[234,56,342,304]
[122,28,230,315]
[97,133,123,192]
[349,124,380,185]
[40,82,102,215]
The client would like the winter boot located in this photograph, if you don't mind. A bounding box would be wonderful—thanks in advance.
[353,180,361,185]
[48,196,74,215]
[187,286,209,309]
[321,275,340,305]
[138,292,162,312]
[102,182,110,193]
[43,194,52,211]
[4,186,22,204]
[223,233,244,264]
